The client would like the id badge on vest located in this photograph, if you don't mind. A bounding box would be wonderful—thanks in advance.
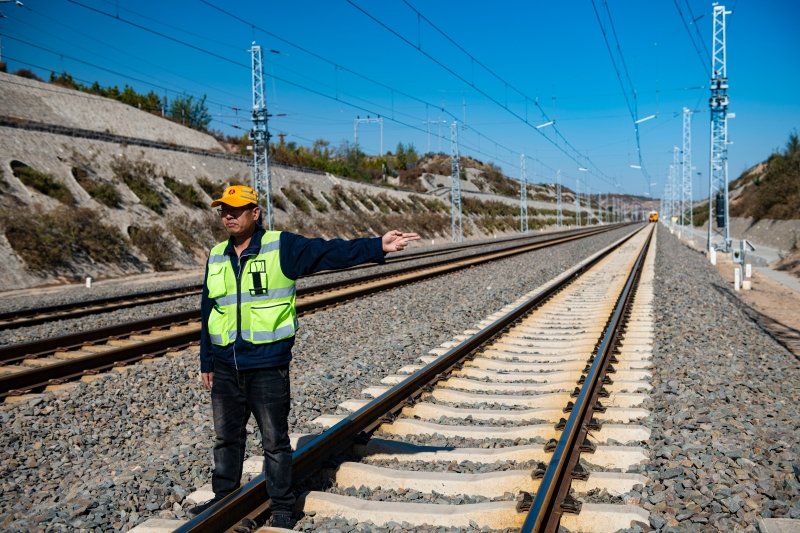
[249,259,268,295]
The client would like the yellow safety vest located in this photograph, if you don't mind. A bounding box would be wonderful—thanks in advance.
[205,231,297,346]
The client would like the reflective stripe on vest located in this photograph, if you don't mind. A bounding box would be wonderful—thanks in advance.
[205,231,297,347]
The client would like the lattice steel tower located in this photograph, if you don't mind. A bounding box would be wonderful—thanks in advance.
[556,170,563,227]
[598,193,603,224]
[450,121,463,242]
[707,4,732,251]
[250,43,274,230]
[519,154,528,233]
[681,107,693,229]
[671,146,680,227]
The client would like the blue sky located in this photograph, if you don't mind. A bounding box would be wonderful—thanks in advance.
[2,0,798,199]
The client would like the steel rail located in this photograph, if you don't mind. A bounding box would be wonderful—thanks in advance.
[1,225,626,331]
[0,224,620,368]
[0,286,201,328]
[520,225,654,533]
[0,311,199,364]
[174,226,646,533]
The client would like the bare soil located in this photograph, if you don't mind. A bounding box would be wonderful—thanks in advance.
[713,256,800,334]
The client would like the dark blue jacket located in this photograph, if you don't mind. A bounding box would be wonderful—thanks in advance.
[200,226,385,372]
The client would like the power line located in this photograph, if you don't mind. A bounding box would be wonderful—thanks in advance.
[92,0,244,54]
[69,0,525,168]
[67,0,247,69]
[345,0,620,188]
[673,0,712,78]
[4,36,178,96]
[399,0,613,186]
[589,0,654,194]
[42,0,561,186]
[197,0,538,173]
[1,61,247,135]
[15,3,245,103]
[602,0,639,120]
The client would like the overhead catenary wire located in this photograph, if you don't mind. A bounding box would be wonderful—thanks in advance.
[66,0,247,69]
[589,0,655,194]
[198,0,548,174]
[347,0,621,188]
[398,0,604,184]
[15,0,614,189]
[62,0,539,175]
[678,0,712,77]
[12,2,246,103]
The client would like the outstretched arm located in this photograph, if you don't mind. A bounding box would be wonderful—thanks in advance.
[382,230,421,253]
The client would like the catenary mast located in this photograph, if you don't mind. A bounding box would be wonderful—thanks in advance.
[707,4,732,251]
[520,154,529,233]
[450,121,463,242]
[250,43,274,230]
[682,107,693,229]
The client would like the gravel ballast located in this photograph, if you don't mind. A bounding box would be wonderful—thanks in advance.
[638,227,800,532]
[2,224,796,532]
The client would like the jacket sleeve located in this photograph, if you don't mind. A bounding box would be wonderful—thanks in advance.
[279,232,385,280]
[199,260,214,373]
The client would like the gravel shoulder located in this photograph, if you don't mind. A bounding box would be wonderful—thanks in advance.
[642,225,800,531]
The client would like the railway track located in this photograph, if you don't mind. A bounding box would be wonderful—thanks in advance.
[0,285,201,329]
[0,225,625,331]
[0,224,625,401]
[159,224,655,532]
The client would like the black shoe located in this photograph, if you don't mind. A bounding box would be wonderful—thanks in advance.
[269,512,295,529]
[187,498,222,517]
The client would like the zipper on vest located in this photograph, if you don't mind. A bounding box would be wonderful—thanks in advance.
[234,255,244,370]
[234,252,255,370]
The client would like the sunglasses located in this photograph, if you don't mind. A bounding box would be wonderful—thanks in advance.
[217,206,255,218]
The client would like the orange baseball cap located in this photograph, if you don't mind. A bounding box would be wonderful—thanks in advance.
[211,184,259,207]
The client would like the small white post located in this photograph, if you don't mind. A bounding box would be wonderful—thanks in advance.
[734,267,741,291]
[85,276,93,288]
[710,249,717,266]
[745,263,752,278]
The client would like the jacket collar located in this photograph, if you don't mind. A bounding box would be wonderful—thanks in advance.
[223,224,265,258]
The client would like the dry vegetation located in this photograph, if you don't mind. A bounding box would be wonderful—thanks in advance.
[110,155,166,213]
[1,152,570,280]
[128,225,175,271]
[692,133,799,226]
[11,161,75,205]
[1,205,128,271]
[730,134,800,220]
[164,176,206,209]
[197,177,226,201]
[73,165,121,208]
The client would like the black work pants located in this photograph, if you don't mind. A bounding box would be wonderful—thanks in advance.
[210,362,293,513]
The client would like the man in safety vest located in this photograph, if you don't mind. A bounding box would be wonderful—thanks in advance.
[191,184,419,528]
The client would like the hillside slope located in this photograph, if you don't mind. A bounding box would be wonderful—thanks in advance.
[729,136,800,220]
